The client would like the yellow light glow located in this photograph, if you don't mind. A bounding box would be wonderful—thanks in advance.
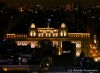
[47,63,49,66]
[98,57,100,59]
[68,33,90,38]
[43,31,46,33]
[31,23,35,28]
[3,68,8,71]
[31,43,35,48]
[64,31,66,36]
[19,7,24,12]
[92,16,95,19]
[76,52,81,57]
[20,9,23,12]
[7,34,15,35]
[58,51,61,55]
[54,30,58,32]
[30,32,32,36]
[38,34,41,37]
[56,33,58,37]
[50,31,53,33]
[92,53,97,57]
[58,49,62,55]
[60,32,63,36]
[94,58,98,62]
[76,43,81,48]
[33,32,36,36]
[61,23,66,28]
[49,33,51,37]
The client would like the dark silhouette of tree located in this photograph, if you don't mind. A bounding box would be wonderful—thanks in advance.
[80,51,85,58]
[39,39,53,57]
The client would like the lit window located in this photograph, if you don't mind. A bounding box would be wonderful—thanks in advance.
[71,41,81,48]
[31,43,35,48]
[49,33,51,37]
[53,33,55,37]
[41,33,43,37]
[46,33,48,37]
[76,51,81,57]
[76,43,81,48]
[53,41,58,46]
[60,32,63,36]
[33,32,36,36]
[43,31,46,33]
[38,33,41,37]
[30,31,36,37]
[30,32,32,36]
[56,33,58,37]
[50,31,53,33]
[64,31,66,36]
[17,42,21,46]
[76,41,81,48]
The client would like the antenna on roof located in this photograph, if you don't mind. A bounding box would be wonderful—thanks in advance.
[47,19,51,28]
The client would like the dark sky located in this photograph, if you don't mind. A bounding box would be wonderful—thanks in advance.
[0,0,100,7]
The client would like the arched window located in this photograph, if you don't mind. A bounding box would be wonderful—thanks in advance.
[60,30,67,37]
[30,31,36,37]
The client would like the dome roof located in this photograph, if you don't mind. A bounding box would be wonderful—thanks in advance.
[61,23,66,28]
[31,23,35,28]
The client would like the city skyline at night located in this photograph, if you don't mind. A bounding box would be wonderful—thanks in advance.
[0,1,100,72]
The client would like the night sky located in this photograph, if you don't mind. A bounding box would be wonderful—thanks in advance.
[0,0,100,7]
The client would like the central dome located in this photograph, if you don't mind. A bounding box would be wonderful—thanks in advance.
[31,23,35,28]
[61,23,66,28]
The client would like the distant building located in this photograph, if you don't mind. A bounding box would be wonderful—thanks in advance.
[5,23,90,57]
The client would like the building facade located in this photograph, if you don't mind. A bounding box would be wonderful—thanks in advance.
[6,23,90,57]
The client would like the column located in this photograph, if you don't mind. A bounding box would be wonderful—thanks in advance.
[58,41,62,55]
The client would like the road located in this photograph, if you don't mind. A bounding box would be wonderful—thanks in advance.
[0,65,99,73]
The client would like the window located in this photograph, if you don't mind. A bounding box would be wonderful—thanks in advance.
[60,31,63,36]
[30,31,36,37]
[64,31,66,36]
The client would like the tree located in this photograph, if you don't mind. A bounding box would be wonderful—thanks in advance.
[39,39,53,57]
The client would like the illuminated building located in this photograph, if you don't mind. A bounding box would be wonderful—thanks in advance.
[6,23,90,57]
[90,34,100,62]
